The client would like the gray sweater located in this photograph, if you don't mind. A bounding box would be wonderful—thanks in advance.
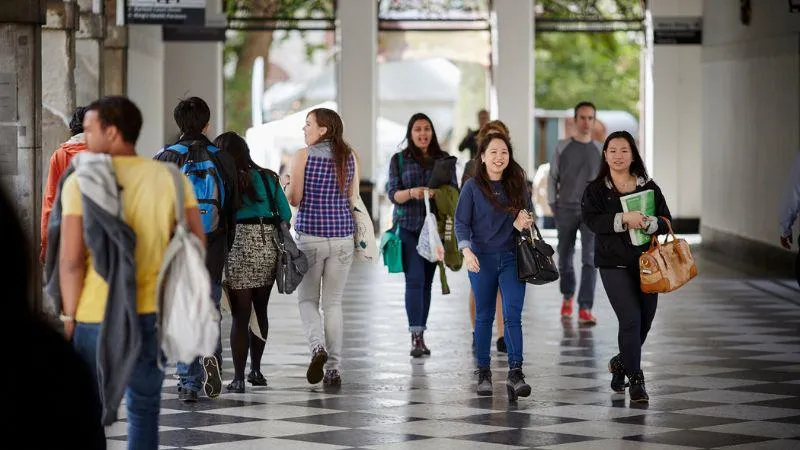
[548,138,603,211]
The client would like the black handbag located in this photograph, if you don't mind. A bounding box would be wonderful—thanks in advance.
[516,223,559,285]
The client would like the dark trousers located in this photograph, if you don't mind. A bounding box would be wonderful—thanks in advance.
[555,208,597,309]
[599,267,658,373]
[399,227,437,333]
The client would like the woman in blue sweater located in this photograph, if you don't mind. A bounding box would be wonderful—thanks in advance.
[455,133,534,400]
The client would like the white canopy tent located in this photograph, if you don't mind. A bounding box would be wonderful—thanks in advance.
[245,101,408,178]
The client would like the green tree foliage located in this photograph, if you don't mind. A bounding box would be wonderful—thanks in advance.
[535,31,641,116]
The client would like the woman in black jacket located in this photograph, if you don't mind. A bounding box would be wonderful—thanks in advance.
[581,131,672,403]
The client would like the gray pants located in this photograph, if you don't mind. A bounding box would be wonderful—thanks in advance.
[296,232,354,371]
[554,207,597,309]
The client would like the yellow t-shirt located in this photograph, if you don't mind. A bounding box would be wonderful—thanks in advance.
[61,156,198,323]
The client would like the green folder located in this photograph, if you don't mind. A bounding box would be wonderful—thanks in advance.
[620,189,655,245]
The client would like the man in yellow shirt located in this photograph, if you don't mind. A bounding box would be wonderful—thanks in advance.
[59,96,205,449]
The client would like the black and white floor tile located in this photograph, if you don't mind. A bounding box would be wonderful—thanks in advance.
[106,243,800,449]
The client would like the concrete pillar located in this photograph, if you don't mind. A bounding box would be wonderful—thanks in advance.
[42,0,77,171]
[491,0,535,178]
[337,0,377,216]
[649,0,703,233]
[126,24,163,157]
[75,0,103,105]
[103,0,126,95]
[0,1,46,309]
[163,41,224,143]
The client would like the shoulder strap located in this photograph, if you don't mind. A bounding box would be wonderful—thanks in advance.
[258,169,280,218]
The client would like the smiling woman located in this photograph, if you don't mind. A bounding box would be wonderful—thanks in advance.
[454,132,535,401]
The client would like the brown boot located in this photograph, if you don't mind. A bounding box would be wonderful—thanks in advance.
[410,333,424,358]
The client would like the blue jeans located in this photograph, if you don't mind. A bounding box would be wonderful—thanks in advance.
[177,280,223,392]
[468,251,526,368]
[399,227,437,333]
[554,208,597,309]
[73,314,164,450]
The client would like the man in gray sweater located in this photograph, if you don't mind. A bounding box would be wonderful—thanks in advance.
[548,101,602,325]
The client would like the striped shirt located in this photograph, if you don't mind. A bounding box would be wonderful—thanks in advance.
[295,141,355,237]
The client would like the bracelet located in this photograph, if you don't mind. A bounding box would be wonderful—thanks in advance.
[59,313,75,323]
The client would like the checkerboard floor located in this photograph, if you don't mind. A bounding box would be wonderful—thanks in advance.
[106,248,800,449]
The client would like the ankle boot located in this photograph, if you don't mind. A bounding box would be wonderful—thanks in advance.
[628,370,649,403]
[475,366,492,396]
[506,367,531,402]
[608,354,629,393]
[419,331,431,355]
[410,333,425,358]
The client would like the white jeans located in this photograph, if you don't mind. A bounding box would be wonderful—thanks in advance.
[296,232,354,371]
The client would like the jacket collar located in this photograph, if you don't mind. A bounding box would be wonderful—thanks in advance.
[604,175,649,190]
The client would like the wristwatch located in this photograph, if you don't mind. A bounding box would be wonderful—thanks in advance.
[59,313,75,323]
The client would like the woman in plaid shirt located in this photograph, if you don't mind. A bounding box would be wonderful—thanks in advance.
[286,108,359,387]
[387,112,458,357]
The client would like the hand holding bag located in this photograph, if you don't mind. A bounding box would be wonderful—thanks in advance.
[416,189,444,263]
[639,217,697,293]
[516,222,559,285]
[350,157,378,262]
[259,170,308,294]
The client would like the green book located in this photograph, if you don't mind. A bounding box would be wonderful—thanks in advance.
[620,189,655,246]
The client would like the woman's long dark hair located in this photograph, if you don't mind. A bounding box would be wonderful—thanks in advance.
[214,131,271,204]
[308,108,353,195]
[593,130,649,185]
[402,113,446,168]
[474,134,528,214]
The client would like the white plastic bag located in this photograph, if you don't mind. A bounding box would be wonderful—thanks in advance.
[416,189,444,263]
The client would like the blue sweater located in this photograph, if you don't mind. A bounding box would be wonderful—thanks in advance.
[455,178,533,253]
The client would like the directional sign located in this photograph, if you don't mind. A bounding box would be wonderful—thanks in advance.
[125,0,206,26]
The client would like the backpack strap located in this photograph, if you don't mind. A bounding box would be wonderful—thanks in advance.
[165,166,186,226]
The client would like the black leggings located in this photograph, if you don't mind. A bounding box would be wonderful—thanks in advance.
[599,267,658,374]
[227,284,272,381]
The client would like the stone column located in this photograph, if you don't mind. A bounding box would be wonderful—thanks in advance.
[0,1,46,309]
[75,0,104,105]
[337,0,377,217]
[103,0,126,95]
[491,0,535,177]
[42,0,77,169]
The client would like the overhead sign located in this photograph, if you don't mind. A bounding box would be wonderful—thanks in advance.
[125,0,206,26]
[653,16,702,45]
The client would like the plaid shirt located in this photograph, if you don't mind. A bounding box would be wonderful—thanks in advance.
[387,150,457,232]
[295,142,355,237]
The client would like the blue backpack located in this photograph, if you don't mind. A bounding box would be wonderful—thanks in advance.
[162,142,226,235]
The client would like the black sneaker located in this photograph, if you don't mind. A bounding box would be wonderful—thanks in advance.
[323,369,342,387]
[178,387,198,403]
[506,368,531,402]
[226,379,245,393]
[628,370,649,403]
[307,345,328,384]
[247,369,268,386]
[496,336,507,353]
[202,355,222,399]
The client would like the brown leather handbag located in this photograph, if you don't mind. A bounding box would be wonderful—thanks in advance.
[639,218,698,293]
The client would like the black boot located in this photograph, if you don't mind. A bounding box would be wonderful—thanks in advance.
[506,367,531,402]
[608,354,629,393]
[410,333,425,358]
[496,336,507,353]
[419,331,431,355]
[628,370,649,403]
